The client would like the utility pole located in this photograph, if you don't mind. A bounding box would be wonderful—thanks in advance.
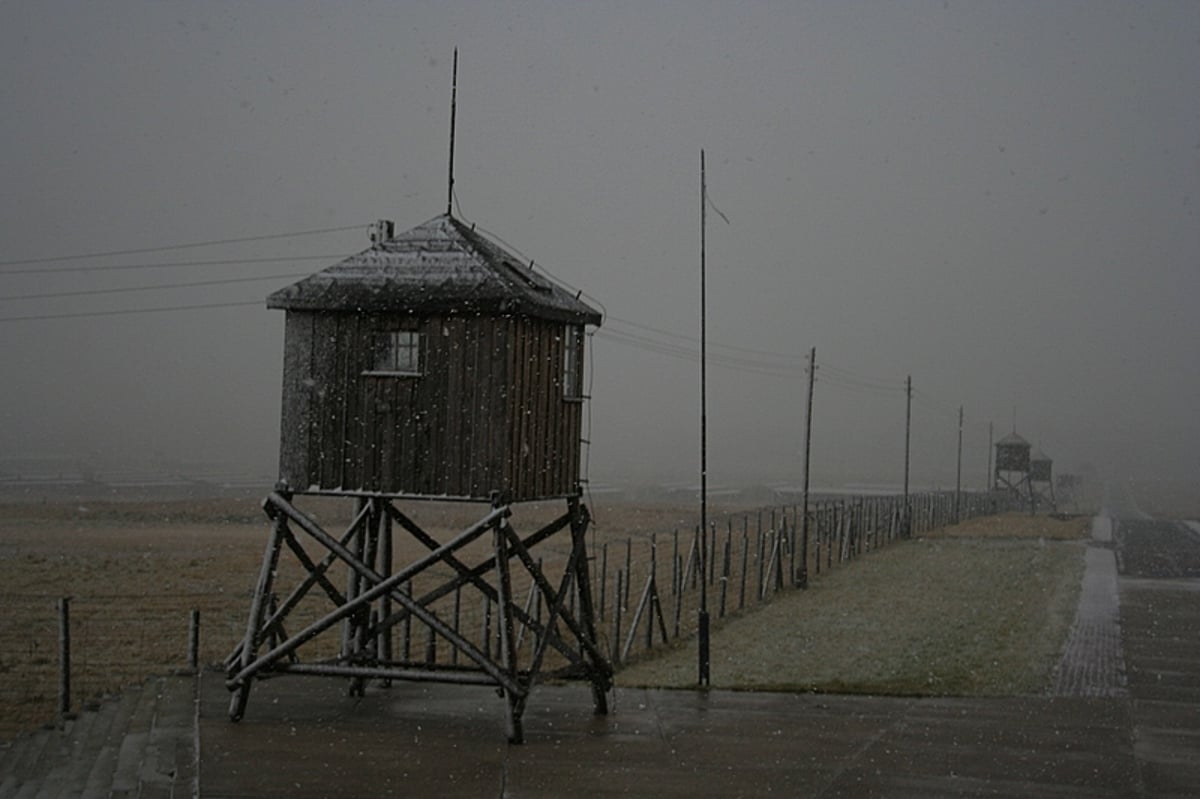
[799,346,816,589]
[903,375,912,538]
[697,149,710,687]
[955,405,963,523]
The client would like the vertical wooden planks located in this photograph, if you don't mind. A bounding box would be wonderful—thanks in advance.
[278,309,587,500]
[313,313,341,490]
[279,312,315,489]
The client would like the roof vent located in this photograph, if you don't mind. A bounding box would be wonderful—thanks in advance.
[369,219,395,246]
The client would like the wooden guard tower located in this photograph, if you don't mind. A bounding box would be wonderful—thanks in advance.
[224,214,611,742]
[1028,448,1056,512]
[994,431,1034,509]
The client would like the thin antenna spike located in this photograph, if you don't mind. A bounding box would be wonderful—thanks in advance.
[700,147,705,686]
[447,48,458,217]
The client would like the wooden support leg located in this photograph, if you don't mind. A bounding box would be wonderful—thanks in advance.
[492,510,525,743]
[379,506,394,686]
[346,498,369,698]
[229,499,288,721]
[569,496,611,715]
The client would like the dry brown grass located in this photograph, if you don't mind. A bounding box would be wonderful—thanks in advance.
[0,500,1086,742]
[617,513,1088,695]
[0,494,730,742]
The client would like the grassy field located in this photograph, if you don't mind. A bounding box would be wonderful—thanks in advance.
[0,498,1087,742]
[617,513,1088,695]
[0,494,708,742]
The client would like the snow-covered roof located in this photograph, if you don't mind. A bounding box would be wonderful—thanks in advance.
[996,432,1031,448]
[267,214,601,325]
[1030,449,1051,463]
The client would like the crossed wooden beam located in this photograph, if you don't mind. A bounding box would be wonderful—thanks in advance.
[225,490,612,743]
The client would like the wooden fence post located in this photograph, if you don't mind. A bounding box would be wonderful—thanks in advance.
[673,552,683,638]
[599,542,608,621]
[719,529,731,618]
[612,570,624,665]
[188,609,200,672]
[624,537,633,610]
[671,529,679,597]
[739,525,749,609]
[58,596,71,720]
[788,505,797,586]
[708,522,717,586]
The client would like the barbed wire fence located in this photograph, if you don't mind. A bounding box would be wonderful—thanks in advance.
[597,489,1009,669]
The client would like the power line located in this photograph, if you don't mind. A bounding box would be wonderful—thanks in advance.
[0,224,363,268]
[0,223,979,426]
[3,272,310,302]
[819,374,906,399]
[0,300,262,323]
[0,254,347,277]
[820,361,906,392]
[595,329,806,378]
[912,388,961,419]
[607,315,806,362]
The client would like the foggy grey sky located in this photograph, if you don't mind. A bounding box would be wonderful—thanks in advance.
[1,1,1197,491]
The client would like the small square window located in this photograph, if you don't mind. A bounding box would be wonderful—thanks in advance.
[373,330,422,374]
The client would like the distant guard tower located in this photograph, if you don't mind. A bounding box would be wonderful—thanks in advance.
[1028,448,1056,512]
[224,214,610,742]
[994,431,1035,511]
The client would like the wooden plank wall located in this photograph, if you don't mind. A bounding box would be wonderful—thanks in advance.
[277,311,584,501]
[277,313,316,490]
[503,317,582,501]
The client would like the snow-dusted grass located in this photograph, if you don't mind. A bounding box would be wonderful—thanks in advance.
[617,514,1088,695]
[0,501,1085,741]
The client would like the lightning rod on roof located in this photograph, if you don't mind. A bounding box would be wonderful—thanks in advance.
[447,48,459,217]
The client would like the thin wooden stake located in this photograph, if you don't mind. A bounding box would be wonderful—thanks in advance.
[188,609,200,673]
[739,531,749,610]
[58,596,71,720]
[612,570,624,665]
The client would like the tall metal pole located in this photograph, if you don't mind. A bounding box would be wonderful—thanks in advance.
[446,48,458,217]
[697,149,710,686]
[903,375,912,537]
[799,346,816,589]
[955,405,963,523]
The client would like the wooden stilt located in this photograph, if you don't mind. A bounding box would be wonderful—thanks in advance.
[226,490,611,742]
[228,499,288,721]
[492,508,524,743]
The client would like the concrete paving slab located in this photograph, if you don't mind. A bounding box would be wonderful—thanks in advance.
[198,675,1146,798]
[160,512,1200,796]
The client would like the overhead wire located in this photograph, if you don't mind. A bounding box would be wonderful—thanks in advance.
[595,327,806,379]
[912,388,961,420]
[0,224,363,268]
[0,254,347,277]
[0,300,262,323]
[0,220,980,425]
[2,272,312,302]
[607,315,806,363]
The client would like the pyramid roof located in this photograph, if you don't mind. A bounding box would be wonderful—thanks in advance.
[267,214,601,326]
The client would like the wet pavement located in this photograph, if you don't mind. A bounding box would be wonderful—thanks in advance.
[1050,517,1126,697]
[198,677,1144,798]
[198,511,1200,797]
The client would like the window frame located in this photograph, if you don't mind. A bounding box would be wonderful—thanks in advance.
[364,329,424,377]
[563,324,584,401]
